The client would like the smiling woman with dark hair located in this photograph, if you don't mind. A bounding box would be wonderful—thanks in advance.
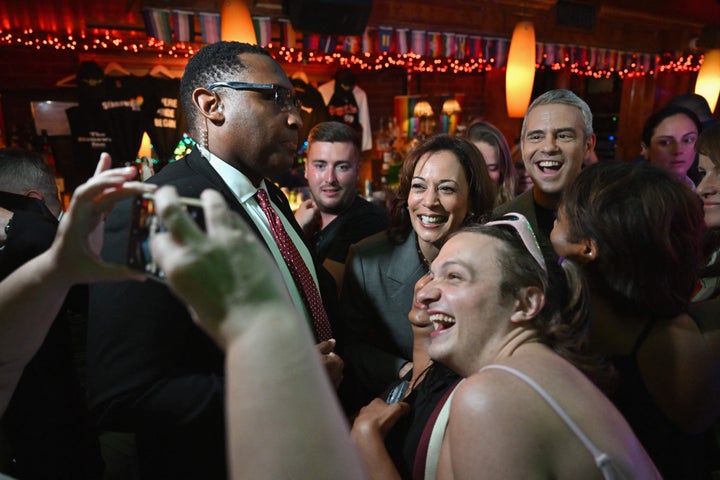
[341,134,496,403]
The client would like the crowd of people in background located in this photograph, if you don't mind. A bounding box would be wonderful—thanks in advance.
[0,40,719,480]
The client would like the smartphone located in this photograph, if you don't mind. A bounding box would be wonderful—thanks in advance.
[386,380,410,404]
[126,193,204,279]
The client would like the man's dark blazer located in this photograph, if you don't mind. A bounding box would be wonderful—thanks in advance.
[493,189,540,238]
[0,193,103,479]
[87,149,338,479]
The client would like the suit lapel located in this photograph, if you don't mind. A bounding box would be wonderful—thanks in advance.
[387,231,425,284]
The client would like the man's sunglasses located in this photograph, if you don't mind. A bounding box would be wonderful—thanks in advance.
[207,81,301,111]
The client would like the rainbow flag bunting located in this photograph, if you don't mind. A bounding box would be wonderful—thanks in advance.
[171,10,194,43]
[253,16,272,46]
[143,8,172,44]
[199,13,220,44]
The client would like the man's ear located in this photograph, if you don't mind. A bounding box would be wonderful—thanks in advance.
[193,88,223,121]
[584,133,597,156]
[510,286,544,323]
[24,189,44,202]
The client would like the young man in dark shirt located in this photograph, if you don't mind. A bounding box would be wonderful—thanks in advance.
[295,121,389,292]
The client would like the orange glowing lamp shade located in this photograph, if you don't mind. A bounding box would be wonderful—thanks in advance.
[695,49,720,113]
[441,98,462,115]
[505,21,536,118]
[413,100,434,118]
[221,0,257,44]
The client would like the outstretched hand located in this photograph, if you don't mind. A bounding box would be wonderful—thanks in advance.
[51,152,155,284]
[150,186,293,348]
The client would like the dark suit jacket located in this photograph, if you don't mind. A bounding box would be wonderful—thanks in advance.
[0,193,103,479]
[493,189,539,237]
[87,150,337,479]
[341,231,425,403]
[493,188,555,249]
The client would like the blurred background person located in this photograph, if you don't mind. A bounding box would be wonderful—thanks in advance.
[511,143,533,195]
[641,105,701,187]
[464,119,516,207]
[294,122,389,293]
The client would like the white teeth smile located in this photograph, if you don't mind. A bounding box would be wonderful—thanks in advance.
[430,313,456,331]
[420,215,448,224]
[537,160,562,172]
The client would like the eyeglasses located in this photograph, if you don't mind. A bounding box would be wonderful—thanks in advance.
[207,81,301,111]
[485,213,547,271]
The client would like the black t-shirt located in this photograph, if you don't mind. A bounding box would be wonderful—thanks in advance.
[141,76,187,169]
[312,196,389,263]
[382,364,459,479]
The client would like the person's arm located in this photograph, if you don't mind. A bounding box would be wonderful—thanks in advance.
[0,153,153,416]
[150,186,366,480]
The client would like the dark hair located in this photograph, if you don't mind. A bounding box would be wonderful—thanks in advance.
[180,41,271,138]
[307,121,361,152]
[387,134,496,244]
[0,148,60,215]
[696,120,720,164]
[641,105,701,148]
[666,93,714,124]
[562,161,705,318]
[465,119,516,206]
[456,223,611,386]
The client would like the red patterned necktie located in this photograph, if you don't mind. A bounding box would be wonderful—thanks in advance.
[255,188,333,341]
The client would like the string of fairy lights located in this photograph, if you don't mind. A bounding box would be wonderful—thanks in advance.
[0,27,705,79]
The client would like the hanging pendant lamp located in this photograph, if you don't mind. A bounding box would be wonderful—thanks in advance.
[695,49,720,113]
[221,0,257,44]
[505,21,536,118]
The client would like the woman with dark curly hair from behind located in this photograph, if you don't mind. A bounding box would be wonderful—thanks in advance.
[551,160,720,479]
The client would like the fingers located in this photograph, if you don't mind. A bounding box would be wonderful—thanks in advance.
[153,186,205,244]
[200,189,245,236]
[91,182,157,214]
[392,401,411,417]
[315,338,336,354]
[93,152,113,176]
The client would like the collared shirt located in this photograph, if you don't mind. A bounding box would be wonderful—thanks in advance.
[198,146,320,324]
